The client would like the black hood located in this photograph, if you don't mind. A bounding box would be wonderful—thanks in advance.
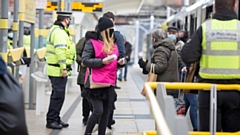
[85,31,99,40]
[212,9,237,20]
[85,30,117,43]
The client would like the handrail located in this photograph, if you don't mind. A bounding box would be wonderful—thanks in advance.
[148,82,240,91]
[144,83,172,135]
[146,82,240,135]
[189,131,240,135]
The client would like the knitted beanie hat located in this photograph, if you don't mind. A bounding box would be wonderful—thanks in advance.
[98,16,114,32]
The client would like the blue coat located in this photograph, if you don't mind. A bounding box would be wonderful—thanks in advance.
[0,56,6,75]
[114,31,125,59]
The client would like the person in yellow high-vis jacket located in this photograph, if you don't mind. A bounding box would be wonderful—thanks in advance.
[45,11,72,130]
[181,0,240,132]
[64,28,76,75]
[7,28,13,50]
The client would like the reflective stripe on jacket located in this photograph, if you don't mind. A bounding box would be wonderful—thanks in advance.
[200,19,240,79]
[46,25,68,77]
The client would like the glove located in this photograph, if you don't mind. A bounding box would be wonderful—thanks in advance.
[142,68,149,74]
[138,58,148,68]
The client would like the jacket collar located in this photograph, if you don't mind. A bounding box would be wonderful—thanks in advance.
[212,9,237,20]
[54,21,65,29]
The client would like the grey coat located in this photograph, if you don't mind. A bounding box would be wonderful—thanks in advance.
[146,38,181,94]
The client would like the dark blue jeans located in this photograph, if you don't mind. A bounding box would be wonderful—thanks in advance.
[46,76,67,123]
[118,62,128,79]
[84,97,109,135]
[184,94,198,130]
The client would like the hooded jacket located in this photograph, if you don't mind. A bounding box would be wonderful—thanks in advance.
[146,38,181,94]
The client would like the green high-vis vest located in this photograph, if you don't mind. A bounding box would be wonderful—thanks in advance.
[200,19,240,79]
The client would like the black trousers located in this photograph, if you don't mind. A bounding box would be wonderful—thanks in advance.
[46,76,67,123]
[80,84,91,120]
[199,90,240,132]
[84,97,109,135]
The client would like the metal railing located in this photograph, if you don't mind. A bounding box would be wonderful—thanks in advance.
[144,82,240,135]
[144,83,172,135]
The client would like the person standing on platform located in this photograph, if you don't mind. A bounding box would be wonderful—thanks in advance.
[118,37,132,81]
[76,37,91,125]
[7,28,13,50]
[82,16,124,135]
[45,11,72,130]
[181,0,240,132]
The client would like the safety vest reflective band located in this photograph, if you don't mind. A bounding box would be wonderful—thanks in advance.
[199,19,240,79]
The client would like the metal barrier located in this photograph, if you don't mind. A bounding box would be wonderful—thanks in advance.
[144,82,240,135]
[144,83,173,135]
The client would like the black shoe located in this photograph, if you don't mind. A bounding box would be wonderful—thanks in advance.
[46,122,62,129]
[124,78,127,81]
[117,78,122,82]
[115,86,121,89]
[59,121,69,127]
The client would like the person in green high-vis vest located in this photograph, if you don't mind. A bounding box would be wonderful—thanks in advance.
[181,0,240,132]
[45,11,72,130]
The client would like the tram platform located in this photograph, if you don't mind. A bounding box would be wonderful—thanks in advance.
[25,65,155,135]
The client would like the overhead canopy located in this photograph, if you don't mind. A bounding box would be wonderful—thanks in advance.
[102,0,144,15]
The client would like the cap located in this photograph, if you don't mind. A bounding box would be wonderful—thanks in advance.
[56,11,72,17]
[167,26,179,32]
[98,16,114,32]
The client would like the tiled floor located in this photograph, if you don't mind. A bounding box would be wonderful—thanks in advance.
[24,66,155,135]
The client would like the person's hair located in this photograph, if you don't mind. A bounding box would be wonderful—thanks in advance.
[103,12,115,21]
[215,0,236,11]
[152,29,167,42]
[101,28,114,54]
[57,16,68,22]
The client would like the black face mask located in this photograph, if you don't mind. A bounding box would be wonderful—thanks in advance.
[66,18,71,28]
[109,29,114,37]
[67,21,70,28]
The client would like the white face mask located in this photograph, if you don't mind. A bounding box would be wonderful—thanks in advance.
[168,34,176,41]
[8,33,13,38]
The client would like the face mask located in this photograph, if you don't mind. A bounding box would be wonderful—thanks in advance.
[8,33,13,39]
[109,29,114,37]
[66,18,70,28]
[168,34,176,41]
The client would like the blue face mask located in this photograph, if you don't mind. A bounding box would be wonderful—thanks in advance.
[8,33,13,38]
[168,34,176,41]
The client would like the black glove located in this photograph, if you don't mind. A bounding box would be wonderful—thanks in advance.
[138,58,148,68]
[142,68,149,74]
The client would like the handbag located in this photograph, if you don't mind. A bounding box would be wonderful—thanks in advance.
[88,68,111,89]
[141,63,158,96]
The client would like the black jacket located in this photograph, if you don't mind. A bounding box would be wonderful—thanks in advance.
[181,9,240,84]
[124,41,132,62]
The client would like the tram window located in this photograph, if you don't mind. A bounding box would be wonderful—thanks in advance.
[185,16,188,31]
[194,17,197,30]
[206,5,213,20]
[190,14,195,36]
